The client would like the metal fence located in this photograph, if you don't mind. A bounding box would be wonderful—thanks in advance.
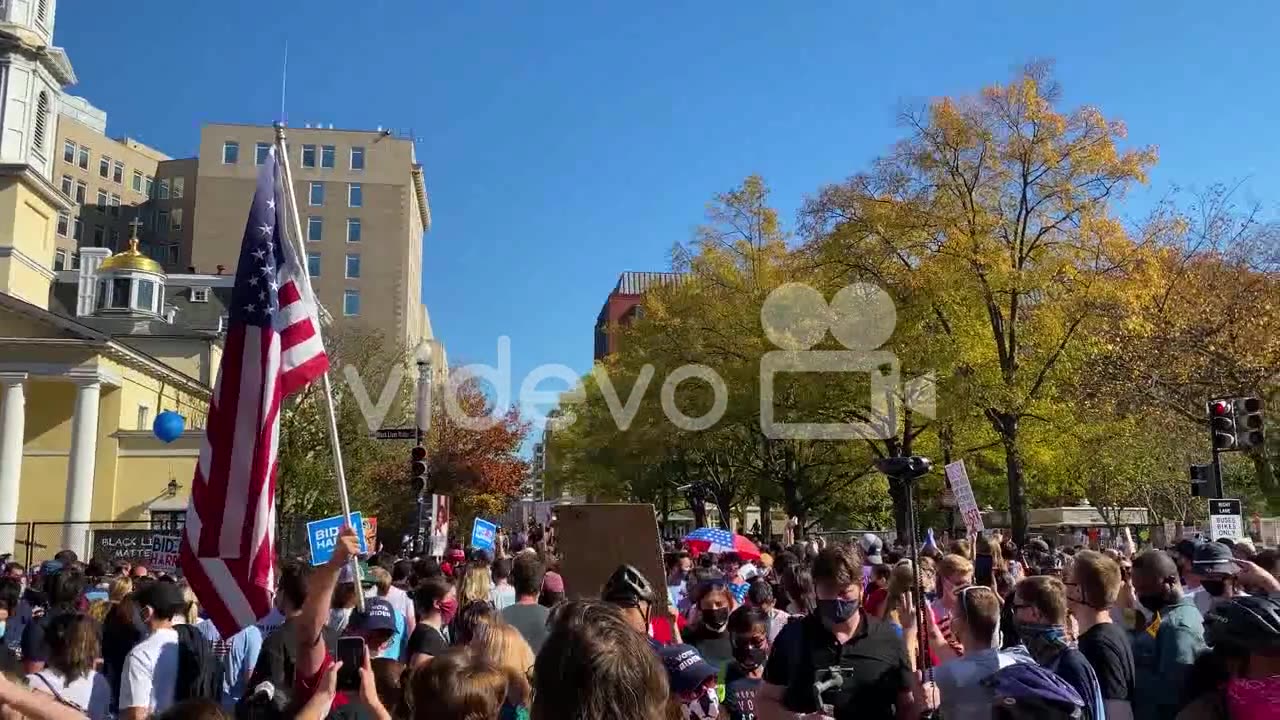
[0,520,161,568]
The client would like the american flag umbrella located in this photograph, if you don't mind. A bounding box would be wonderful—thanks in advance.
[682,528,761,560]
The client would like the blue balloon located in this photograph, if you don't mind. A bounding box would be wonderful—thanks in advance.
[152,411,185,443]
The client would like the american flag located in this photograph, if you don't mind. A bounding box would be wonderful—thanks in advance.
[180,145,329,636]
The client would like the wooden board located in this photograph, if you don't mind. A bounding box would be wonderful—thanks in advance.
[554,503,667,611]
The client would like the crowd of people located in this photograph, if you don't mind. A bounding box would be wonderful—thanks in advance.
[0,526,1275,719]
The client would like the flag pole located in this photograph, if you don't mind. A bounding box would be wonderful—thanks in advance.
[273,122,364,612]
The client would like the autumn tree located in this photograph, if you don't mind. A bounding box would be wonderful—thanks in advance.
[803,65,1158,541]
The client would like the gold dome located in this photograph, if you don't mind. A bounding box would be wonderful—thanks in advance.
[99,237,164,275]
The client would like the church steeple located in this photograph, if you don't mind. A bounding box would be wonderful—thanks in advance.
[0,0,75,181]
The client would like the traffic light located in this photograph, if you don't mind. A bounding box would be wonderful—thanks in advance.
[1209,399,1236,451]
[1236,396,1265,450]
[410,445,427,495]
[1190,463,1214,498]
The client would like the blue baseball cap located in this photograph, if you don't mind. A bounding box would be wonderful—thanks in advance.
[659,644,717,694]
[350,597,397,633]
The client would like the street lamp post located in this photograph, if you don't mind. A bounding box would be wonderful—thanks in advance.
[414,341,434,554]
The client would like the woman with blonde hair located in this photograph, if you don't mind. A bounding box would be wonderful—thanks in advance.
[459,564,494,608]
[470,622,534,720]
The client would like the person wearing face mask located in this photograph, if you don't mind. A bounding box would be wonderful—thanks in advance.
[721,606,770,719]
[932,584,1034,720]
[661,644,721,719]
[685,580,737,674]
[1177,595,1280,720]
[1129,549,1207,720]
[1191,542,1248,614]
[668,552,695,609]
[757,545,923,720]
[1010,576,1105,720]
[1066,551,1135,720]
[408,575,456,669]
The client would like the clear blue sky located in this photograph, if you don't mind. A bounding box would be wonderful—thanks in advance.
[58,1,1280,429]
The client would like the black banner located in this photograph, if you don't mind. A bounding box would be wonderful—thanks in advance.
[91,529,154,565]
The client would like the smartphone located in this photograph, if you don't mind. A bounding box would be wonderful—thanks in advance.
[335,636,366,692]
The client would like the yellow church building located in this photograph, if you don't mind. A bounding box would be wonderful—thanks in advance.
[0,231,225,565]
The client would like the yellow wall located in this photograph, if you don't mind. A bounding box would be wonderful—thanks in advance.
[113,450,197,522]
[119,337,217,388]
[0,176,58,310]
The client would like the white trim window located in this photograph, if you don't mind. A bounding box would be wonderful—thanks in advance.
[343,289,360,316]
[350,147,365,170]
[348,183,362,208]
[191,287,210,303]
[223,141,240,164]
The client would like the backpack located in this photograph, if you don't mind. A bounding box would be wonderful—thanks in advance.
[174,623,223,702]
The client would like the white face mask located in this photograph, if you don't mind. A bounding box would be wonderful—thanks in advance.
[683,689,719,719]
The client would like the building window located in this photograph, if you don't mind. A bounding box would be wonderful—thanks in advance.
[307,252,321,277]
[137,279,157,313]
[150,510,185,532]
[309,182,324,206]
[32,92,49,155]
[157,179,169,200]
[56,211,68,237]
[54,249,66,271]
[348,183,362,207]
[255,142,270,165]
[36,0,49,24]
[222,141,239,164]
[78,147,89,170]
[63,140,75,163]
[113,161,125,184]
[350,147,365,170]
[145,176,154,197]
[345,254,361,279]
[301,144,316,168]
[158,210,169,232]
[99,156,110,178]
[96,189,108,209]
[172,177,184,199]
[343,289,360,316]
[137,405,151,430]
[72,218,82,241]
[171,208,183,231]
[60,175,72,197]
[74,181,86,205]
[307,216,323,241]
[321,145,335,168]
[132,170,143,192]
[109,194,121,217]
[92,225,105,246]
[191,287,210,303]
[109,278,129,308]
[167,245,178,264]
[109,228,121,249]
[347,218,361,242]
[70,252,80,270]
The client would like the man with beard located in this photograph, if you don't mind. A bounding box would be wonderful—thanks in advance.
[1129,549,1206,720]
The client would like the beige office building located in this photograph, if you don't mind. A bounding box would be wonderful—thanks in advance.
[48,110,434,353]
[189,124,433,351]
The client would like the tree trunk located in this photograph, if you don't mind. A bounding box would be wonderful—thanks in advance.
[760,494,773,540]
[998,414,1028,543]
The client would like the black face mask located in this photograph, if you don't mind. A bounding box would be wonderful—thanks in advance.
[1201,579,1228,597]
[702,607,730,629]
[733,644,768,671]
[1138,592,1169,612]
[816,598,859,625]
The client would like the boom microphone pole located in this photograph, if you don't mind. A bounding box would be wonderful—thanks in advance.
[876,455,937,720]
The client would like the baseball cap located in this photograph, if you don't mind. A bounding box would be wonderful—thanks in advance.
[447,548,466,562]
[38,560,63,576]
[1174,539,1201,562]
[659,644,717,694]
[860,533,883,564]
[350,597,397,633]
[1193,542,1240,576]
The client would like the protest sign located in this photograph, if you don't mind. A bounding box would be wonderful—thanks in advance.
[429,495,450,557]
[362,516,378,552]
[555,504,667,612]
[944,460,984,534]
[471,518,497,552]
[150,532,182,575]
[91,530,154,565]
[305,511,368,565]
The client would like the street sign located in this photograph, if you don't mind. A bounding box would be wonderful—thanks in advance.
[372,427,417,440]
[471,518,497,553]
[305,511,369,565]
[1209,499,1243,541]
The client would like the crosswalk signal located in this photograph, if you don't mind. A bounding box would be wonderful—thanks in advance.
[1209,399,1236,451]
[1236,396,1265,450]
[410,445,428,495]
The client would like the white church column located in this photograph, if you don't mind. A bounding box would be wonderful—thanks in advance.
[0,373,27,556]
[61,378,100,558]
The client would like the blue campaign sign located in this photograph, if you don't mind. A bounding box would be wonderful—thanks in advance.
[306,511,368,565]
[471,518,497,552]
